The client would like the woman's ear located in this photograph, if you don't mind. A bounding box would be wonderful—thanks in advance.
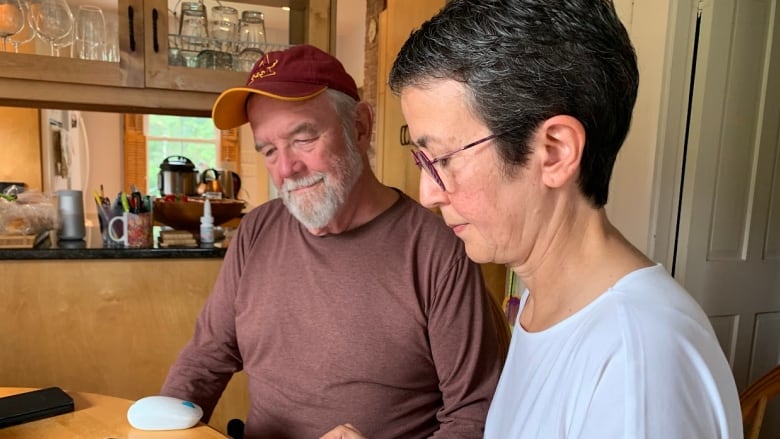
[538,115,585,188]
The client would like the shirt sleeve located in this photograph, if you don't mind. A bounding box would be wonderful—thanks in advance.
[159,229,246,421]
[427,254,504,438]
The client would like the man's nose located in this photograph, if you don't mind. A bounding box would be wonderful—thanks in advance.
[275,149,304,178]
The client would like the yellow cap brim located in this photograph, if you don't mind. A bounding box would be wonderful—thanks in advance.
[212,86,328,130]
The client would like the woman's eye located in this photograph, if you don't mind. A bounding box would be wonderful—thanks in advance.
[435,157,451,168]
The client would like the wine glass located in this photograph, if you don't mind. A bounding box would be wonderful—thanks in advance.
[9,0,35,53]
[28,0,73,56]
[0,0,25,52]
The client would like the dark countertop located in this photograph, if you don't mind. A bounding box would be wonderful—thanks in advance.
[0,227,227,260]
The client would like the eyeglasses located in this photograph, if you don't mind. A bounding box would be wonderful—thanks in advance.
[410,132,502,191]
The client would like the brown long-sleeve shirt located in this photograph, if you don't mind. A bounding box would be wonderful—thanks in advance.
[162,193,503,438]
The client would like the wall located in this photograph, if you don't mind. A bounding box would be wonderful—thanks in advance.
[0,107,41,191]
[336,0,366,88]
[606,0,671,255]
[362,0,384,169]
[81,112,122,226]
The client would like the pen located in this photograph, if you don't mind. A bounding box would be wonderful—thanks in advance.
[121,192,130,212]
[132,192,143,213]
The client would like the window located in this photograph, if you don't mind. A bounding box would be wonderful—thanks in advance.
[145,115,218,196]
[122,114,240,197]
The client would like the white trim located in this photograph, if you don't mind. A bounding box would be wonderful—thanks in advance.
[648,0,699,270]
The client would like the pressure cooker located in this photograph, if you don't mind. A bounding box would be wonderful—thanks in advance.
[157,155,199,196]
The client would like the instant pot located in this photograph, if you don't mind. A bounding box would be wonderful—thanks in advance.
[157,156,199,196]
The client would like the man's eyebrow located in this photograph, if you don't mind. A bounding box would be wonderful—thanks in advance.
[289,122,318,137]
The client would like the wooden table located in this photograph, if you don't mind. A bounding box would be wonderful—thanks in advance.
[0,388,227,438]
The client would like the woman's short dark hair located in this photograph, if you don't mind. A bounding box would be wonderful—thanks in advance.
[389,0,638,207]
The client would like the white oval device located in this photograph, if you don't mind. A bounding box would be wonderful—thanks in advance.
[127,395,204,431]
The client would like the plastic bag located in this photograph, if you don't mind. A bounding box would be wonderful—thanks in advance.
[0,190,57,235]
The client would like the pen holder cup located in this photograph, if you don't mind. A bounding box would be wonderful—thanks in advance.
[108,212,153,248]
[96,204,123,247]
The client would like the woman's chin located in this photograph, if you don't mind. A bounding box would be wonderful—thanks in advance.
[463,243,498,265]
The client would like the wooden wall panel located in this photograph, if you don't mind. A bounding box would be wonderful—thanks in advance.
[0,258,247,434]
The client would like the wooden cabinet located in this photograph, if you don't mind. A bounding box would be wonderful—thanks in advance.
[0,0,329,116]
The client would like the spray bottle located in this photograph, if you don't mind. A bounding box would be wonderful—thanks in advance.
[200,198,215,246]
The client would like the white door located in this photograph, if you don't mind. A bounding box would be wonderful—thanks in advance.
[674,0,780,434]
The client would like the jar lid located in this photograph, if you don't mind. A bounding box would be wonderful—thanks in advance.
[160,155,196,171]
[241,10,264,21]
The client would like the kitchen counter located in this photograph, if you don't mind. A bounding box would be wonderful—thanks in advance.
[0,227,227,260]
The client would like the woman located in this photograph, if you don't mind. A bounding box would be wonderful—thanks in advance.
[322,0,743,437]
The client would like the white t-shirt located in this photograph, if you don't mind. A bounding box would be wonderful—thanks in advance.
[484,264,742,438]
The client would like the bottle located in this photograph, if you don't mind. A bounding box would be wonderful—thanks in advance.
[200,198,215,246]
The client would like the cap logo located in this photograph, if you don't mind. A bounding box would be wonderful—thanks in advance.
[248,56,279,85]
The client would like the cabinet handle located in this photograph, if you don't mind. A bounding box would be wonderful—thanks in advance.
[400,124,411,146]
[152,8,159,53]
[128,5,136,52]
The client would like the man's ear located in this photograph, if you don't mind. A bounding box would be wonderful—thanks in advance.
[354,102,374,150]
[538,115,585,188]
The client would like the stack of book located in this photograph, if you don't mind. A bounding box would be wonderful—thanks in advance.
[158,230,198,248]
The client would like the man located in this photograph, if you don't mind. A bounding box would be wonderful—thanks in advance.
[161,44,504,439]
[324,0,742,437]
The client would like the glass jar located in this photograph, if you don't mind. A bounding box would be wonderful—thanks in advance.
[209,5,238,52]
[178,0,208,62]
[238,10,266,51]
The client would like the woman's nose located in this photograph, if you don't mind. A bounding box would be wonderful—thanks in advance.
[418,171,447,208]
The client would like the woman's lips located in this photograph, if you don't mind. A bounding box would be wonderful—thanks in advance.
[449,223,467,234]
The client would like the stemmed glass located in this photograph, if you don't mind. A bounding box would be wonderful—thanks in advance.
[0,0,25,51]
[9,0,35,53]
[28,0,73,56]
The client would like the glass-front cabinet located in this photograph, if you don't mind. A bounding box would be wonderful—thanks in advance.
[0,0,331,116]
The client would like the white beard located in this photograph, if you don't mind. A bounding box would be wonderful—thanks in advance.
[280,142,363,229]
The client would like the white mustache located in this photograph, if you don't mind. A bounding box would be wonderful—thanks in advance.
[281,174,325,194]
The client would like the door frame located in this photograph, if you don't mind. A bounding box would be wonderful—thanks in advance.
[648,0,699,269]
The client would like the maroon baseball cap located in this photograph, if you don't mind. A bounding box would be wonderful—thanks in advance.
[212,44,360,129]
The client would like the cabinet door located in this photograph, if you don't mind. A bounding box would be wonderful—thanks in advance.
[141,0,247,92]
[0,0,143,90]
[142,0,329,93]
